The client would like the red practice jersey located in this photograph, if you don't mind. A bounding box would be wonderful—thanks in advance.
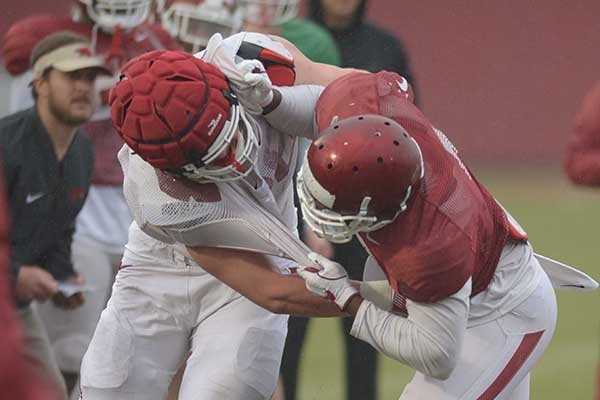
[317,72,518,303]
[0,171,53,399]
[564,80,600,186]
[2,15,181,186]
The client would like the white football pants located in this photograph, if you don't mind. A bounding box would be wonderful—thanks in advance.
[79,255,288,400]
[399,270,557,400]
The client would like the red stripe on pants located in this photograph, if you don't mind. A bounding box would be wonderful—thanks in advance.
[477,330,544,400]
[596,361,600,400]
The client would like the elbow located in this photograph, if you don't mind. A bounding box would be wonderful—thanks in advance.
[425,348,457,380]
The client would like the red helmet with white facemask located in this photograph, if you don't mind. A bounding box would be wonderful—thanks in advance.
[238,0,299,26]
[156,0,243,53]
[109,50,259,183]
[77,0,152,31]
[297,114,424,243]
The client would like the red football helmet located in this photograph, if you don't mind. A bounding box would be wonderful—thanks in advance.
[297,114,424,243]
[110,50,259,183]
[156,0,242,53]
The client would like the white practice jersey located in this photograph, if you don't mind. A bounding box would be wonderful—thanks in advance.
[120,115,314,269]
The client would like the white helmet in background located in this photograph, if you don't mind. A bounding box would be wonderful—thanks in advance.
[156,0,243,53]
[238,0,299,26]
[78,0,152,31]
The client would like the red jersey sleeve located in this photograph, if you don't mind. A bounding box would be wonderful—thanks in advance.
[564,81,600,186]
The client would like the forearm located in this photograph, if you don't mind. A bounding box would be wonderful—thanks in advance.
[273,35,362,87]
[187,246,346,317]
[349,280,471,379]
[265,85,323,139]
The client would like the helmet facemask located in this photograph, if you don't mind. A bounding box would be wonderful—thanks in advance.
[160,0,243,53]
[239,0,299,26]
[80,0,151,31]
[173,103,260,183]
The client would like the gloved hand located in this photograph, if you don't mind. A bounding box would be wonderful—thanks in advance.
[200,33,274,114]
[230,59,274,114]
[297,252,359,310]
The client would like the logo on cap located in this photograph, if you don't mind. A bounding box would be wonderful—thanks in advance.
[77,47,93,57]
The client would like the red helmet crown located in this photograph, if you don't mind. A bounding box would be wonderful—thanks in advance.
[298,114,424,242]
[110,50,234,171]
[308,114,423,218]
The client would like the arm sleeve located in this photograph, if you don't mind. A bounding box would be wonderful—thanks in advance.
[350,278,471,380]
[40,223,76,281]
[265,85,323,139]
[564,82,600,186]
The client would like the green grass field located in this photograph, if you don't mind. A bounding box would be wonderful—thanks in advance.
[292,167,600,400]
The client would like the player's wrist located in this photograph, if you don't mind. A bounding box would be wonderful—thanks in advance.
[344,294,364,316]
[334,285,360,311]
[262,89,281,115]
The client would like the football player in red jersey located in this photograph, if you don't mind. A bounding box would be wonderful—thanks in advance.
[289,71,598,399]
[2,1,180,397]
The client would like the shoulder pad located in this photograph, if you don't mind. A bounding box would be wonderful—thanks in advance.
[3,15,89,75]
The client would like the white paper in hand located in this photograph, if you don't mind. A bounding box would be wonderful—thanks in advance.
[57,282,96,297]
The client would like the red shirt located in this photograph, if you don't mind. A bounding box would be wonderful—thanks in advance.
[317,71,512,303]
[0,172,53,399]
[564,81,600,186]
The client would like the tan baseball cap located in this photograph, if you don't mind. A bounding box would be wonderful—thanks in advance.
[32,35,112,79]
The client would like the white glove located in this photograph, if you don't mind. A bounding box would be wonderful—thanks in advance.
[200,33,274,115]
[230,59,274,114]
[297,252,359,310]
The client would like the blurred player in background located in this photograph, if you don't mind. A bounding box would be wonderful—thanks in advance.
[239,0,340,66]
[0,171,57,400]
[564,81,600,186]
[156,0,243,53]
[80,35,356,400]
[563,81,600,400]
[2,1,179,397]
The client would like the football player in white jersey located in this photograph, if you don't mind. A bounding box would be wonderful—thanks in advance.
[79,32,358,400]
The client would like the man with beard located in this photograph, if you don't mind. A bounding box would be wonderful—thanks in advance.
[0,31,110,400]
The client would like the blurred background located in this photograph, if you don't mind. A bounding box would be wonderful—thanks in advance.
[1,1,598,399]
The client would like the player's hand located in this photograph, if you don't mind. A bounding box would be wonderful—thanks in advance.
[52,275,86,310]
[201,33,274,114]
[15,265,58,302]
[297,252,359,310]
[228,59,274,115]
